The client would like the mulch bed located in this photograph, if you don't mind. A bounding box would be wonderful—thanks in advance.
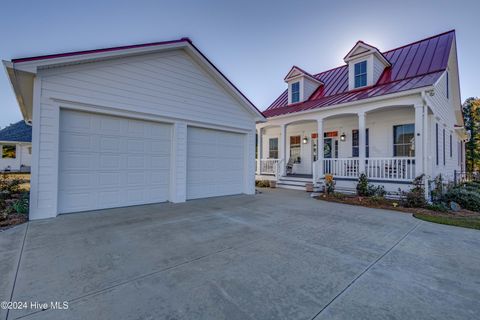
[0,213,28,231]
[316,193,480,218]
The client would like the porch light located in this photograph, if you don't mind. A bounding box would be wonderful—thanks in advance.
[340,132,346,141]
[302,136,308,144]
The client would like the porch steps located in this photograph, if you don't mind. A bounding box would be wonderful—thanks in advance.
[277,176,313,191]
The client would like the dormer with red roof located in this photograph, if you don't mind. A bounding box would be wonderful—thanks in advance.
[344,41,391,91]
[284,66,324,105]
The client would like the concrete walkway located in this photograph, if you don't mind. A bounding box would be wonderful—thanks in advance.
[1,189,479,320]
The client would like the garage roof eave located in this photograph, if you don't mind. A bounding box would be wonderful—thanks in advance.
[3,60,34,123]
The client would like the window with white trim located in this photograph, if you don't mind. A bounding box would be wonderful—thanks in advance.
[269,138,278,159]
[354,61,367,88]
[291,82,300,103]
[393,124,414,157]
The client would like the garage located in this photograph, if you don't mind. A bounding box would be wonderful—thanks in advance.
[187,127,245,199]
[6,38,264,219]
[58,110,172,213]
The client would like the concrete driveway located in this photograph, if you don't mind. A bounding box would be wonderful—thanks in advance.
[1,189,479,320]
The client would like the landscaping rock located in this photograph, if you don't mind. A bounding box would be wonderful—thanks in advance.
[450,201,461,212]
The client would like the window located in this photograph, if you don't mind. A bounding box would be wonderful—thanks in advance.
[28,147,32,155]
[450,134,453,158]
[2,145,16,159]
[443,129,446,166]
[290,135,301,163]
[393,124,414,157]
[291,82,300,103]
[435,123,439,165]
[268,138,278,159]
[352,129,369,157]
[354,61,367,88]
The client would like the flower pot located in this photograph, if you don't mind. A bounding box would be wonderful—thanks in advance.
[269,180,277,188]
[305,182,314,192]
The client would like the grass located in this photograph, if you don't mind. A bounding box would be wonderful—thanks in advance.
[413,213,480,230]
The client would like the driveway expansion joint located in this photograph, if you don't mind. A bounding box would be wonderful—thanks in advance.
[6,223,29,320]
[310,220,422,320]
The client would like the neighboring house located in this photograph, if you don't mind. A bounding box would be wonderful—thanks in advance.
[0,121,32,172]
[256,30,467,195]
[4,38,265,219]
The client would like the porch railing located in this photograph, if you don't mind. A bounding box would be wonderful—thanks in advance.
[365,157,415,181]
[257,159,280,176]
[321,157,415,181]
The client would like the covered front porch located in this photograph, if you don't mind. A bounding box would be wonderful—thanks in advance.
[256,105,427,187]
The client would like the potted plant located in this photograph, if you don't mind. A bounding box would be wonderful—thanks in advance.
[305,182,314,192]
[269,180,277,188]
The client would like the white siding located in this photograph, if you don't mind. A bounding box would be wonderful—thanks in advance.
[29,48,257,219]
[39,50,253,129]
[303,78,320,100]
[428,54,462,180]
[372,56,385,84]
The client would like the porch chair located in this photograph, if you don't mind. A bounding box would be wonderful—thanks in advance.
[286,158,294,175]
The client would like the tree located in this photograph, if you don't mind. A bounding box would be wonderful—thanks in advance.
[462,97,480,171]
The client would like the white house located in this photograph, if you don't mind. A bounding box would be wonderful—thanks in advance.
[0,121,32,172]
[256,30,467,195]
[4,38,265,219]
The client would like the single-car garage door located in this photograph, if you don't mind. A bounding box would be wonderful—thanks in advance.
[58,110,172,213]
[187,127,245,199]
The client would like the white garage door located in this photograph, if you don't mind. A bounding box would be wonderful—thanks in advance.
[58,110,172,213]
[187,127,245,199]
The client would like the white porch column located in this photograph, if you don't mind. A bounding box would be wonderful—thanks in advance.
[358,112,366,173]
[423,104,429,200]
[257,127,262,173]
[279,124,287,176]
[414,104,424,177]
[317,118,324,179]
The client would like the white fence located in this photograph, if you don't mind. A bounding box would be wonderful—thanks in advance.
[257,159,280,176]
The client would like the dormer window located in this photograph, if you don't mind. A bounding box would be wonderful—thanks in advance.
[291,82,300,103]
[354,61,367,88]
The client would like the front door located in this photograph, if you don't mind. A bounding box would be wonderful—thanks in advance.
[323,138,338,174]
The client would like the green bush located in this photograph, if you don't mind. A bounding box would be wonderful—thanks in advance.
[356,173,385,197]
[356,173,369,196]
[12,193,29,214]
[401,175,426,208]
[444,188,480,212]
[425,203,449,212]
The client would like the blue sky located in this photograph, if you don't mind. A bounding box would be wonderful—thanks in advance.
[1,0,478,128]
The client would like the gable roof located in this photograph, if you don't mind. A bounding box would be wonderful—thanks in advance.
[264,30,455,118]
[284,66,324,85]
[0,121,32,143]
[344,40,391,67]
[3,38,265,123]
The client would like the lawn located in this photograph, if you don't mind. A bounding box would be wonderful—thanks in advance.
[413,213,480,230]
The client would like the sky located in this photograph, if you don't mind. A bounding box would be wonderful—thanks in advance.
[0,0,479,128]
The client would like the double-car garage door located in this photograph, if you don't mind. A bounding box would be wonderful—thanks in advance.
[58,110,245,213]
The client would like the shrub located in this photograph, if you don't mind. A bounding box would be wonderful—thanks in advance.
[324,174,335,194]
[356,173,369,196]
[401,175,426,208]
[255,180,270,188]
[12,193,29,214]
[425,203,449,212]
[356,173,386,197]
[0,173,25,194]
[444,188,480,212]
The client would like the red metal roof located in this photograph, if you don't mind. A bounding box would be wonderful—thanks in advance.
[264,30,455,118]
